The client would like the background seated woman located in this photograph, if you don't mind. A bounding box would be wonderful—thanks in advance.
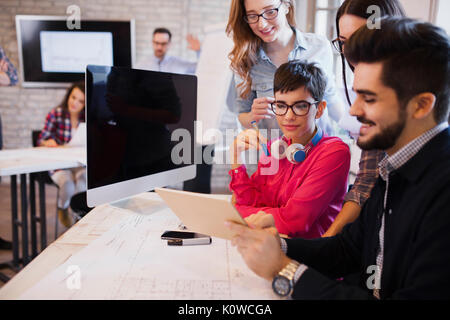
[38,81,86,228]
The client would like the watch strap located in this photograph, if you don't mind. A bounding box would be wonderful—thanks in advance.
[293,263,308,283]
[279,260,300,281]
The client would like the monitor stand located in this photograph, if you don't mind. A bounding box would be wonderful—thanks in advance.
[110,195,166,215]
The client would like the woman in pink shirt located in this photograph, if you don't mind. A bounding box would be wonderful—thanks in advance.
[229,60,350,238]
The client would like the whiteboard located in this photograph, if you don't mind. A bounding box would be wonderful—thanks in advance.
[40,31,114,73]
[195,23,234,145]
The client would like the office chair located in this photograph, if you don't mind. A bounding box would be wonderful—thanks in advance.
[32,130,61,240]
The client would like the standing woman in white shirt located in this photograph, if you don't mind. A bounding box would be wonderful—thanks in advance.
[226,0,345,138]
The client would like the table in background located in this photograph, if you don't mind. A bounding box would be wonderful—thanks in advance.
[0,146,85,281]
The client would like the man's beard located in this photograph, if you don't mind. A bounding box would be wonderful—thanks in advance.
[357,110,407,151]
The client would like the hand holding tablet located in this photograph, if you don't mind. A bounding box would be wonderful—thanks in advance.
[155,188,247,240]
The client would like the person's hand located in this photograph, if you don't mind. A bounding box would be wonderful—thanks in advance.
[186,34,201,52]
[230,128,267,166]
[245,211,276,229]
[0,59,10,86]
[225,221,291,281]
[245,212,280,246]
[250,97,275,123]
[322,227,337,238]
[40,139,58,147]
[232,128,267,154]
[0,59,8,72]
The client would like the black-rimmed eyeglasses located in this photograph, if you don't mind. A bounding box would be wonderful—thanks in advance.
[270,101,318,116]
[244,3,282,24]
[331,38,345,54]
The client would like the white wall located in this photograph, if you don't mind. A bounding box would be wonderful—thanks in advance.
[436,0,450,34]
[399,0,435,22]
[399,0,449,33]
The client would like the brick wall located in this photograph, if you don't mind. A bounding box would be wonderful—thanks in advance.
[0,0,234,193]
[0,0,231,150]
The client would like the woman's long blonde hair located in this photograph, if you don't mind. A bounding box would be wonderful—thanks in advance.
[226,0,296,99]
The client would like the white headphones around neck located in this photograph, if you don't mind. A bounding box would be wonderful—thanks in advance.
[270,127,323,164]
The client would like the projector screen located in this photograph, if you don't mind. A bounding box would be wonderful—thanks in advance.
[15,16,135,87]
[40,31,114,73]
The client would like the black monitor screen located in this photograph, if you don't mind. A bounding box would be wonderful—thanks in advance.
[86,65,197,190]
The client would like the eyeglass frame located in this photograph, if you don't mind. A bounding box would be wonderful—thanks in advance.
[270,100,319,116]
[244,3,283,24]
[331,37,345,54]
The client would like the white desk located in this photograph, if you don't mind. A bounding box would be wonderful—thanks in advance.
[0,146,86,279]
[0,146,85,176]
[0,192,278,300]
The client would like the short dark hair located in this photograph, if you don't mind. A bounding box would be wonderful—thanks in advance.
[153,27,172,41]
[273,60,327,102]
[345,17,450,123]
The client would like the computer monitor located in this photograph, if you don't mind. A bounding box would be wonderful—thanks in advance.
[86,65,197,207]
[16,16,135,87]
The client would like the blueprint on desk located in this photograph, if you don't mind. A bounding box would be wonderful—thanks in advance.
[20,193,279,300]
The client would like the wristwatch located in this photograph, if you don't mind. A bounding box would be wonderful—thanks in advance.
[272,260,300,297]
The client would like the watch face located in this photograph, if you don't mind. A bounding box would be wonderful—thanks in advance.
[272,275,291,297]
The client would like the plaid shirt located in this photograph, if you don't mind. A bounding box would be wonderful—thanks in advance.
[373,122,449,299]
[344,149,385,206]
[38,107,84,146]
[0,46,18,85]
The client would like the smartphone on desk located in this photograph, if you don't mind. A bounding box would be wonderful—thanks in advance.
[161,230,212,246]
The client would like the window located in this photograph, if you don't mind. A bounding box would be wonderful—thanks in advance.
[295,0,347,88]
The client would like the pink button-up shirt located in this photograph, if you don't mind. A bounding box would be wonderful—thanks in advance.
[229,136,350,239]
